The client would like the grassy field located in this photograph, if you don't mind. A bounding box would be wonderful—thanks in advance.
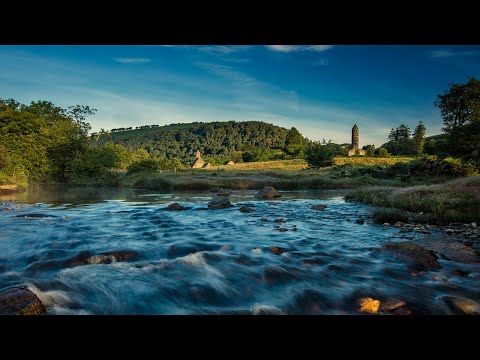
[345,176,480,224]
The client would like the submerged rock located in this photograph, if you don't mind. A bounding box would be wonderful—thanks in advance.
[14,213,58,219]
[208,197,232,209]
[355,219,365,225]
[269,246,288,255]
[166,203,186,211]
[273,218,287,223]
[357,297,380,314]
[0,287,46,315]
[254,186,282,199]
[310,205,327,211]
[381,241,442,270]
[87,250,138,265]
[443,296,480,315]
[239,206,255,213]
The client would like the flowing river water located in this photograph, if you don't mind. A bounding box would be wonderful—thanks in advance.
[1,186,479,315]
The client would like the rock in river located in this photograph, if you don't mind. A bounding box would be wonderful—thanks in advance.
[239,206,255,213]
[310,204,327,211]
[208,197,233,209]
[87,250,138,265]
[166,202,186,211]
[443,296,480,315]
[357,297,380,313]
[416,236,480,263]
[254,186,282,199]
[381,241,442,270]
[0,287,46,315]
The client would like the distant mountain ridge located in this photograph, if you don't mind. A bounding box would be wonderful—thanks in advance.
[91,121,292,164]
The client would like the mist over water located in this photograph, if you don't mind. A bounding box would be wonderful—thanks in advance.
[1,186,479,314]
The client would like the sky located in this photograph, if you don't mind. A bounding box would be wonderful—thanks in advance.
[1,45,479,147]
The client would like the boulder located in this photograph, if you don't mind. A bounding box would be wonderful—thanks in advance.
[239,206,255,213]
[383,223,390,226]
[87,250,138,265]
[208,197,232,209]
[310,205,327,211]
[0,287,46,315]
[416,237,480,263]
[379,297,406,312]
[254,186,282,199]
[443,296,480,315]
[166,202,186,211]
[381,241,442,270]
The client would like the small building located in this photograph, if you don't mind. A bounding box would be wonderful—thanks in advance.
[192,150,206,168]
[347,124,366,156]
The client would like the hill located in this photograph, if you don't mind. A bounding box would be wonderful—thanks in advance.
[91,121,291,164]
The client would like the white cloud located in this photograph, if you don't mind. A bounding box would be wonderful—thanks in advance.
[113,57,151,64]
[265,45,333,53]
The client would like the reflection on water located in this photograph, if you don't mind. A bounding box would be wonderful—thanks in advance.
[1,186,479,314]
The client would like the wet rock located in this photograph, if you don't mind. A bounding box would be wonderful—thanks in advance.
[14,213,58,219]
[262,266,297,285]
[0,287,46,315]
[87,250,138,265]
[239,207,255,213]
[379,297,406,312]
[310,205,327,211]
[274,227,288,232]
[251,248,263,254]
[302,257,326,266]
[208,197,232,209]
[443,296,480,315]
[381,241,442,270]
[274,218,287,223]
[416,237,480,263]
[269,246,288,255]
[394,222,403,227]
[210,187,221,192]
[188,284,228,305]
[220,245,231,251]
[254,186,282,199]
[445,229,455,234]
[392,307,413,315]
[448,269,470,277]
[168,243,217,257]
[289,289,327,314]
[216,189,232,196]
[357,297,380,313]
[472,222,478,228]
[383,223,390,227]
[166,202,186,211]
[260,218,270,222]
[355,219,365,225]
[252,304,284,315]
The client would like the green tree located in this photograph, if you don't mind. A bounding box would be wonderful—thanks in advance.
[377,147,390,158]
[284,127,305,158]
[364,145,375,157]
[412,121,426,156]
[304,142,337,168]
[435,77,480,166]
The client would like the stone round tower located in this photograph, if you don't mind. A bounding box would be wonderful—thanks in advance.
[352,124,359,149]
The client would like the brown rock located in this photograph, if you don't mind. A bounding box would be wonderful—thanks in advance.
[443,296,480,315]
[166,202,186,211]
[310,205,327,211]
[269,246,288,255]
[208,197,233,209]
[416,237,480,263]
[254,186,282,199]
[0,287,46,315]
[239,206,255,213]
[357,297,380,313]
[379,297,406,312]
[392,307,413,315]
[381,241,442,270]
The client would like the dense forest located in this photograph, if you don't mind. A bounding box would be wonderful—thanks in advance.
[92,121,293,164]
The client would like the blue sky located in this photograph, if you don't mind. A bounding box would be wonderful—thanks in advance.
[1,45,479,146]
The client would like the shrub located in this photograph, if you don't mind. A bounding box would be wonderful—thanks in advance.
[377,147,390,158]
[372,207,409,224]
[127,158,184,174]
[304,142,337,168]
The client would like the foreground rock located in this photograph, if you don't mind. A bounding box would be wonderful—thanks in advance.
[416,237,480,263]
[166,203,186,211]
[381,241,442,270]
[0,287,46,315]
[254,186,282,199]
[239,206,255,213]
[443,296,480,315]
[208,197,233,209]
[357,297,380,313]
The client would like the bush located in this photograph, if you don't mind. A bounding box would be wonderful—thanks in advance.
[377,147,390,158]
[372,207,409,224]
[304,142,337,168]
[408,156,477,177]
[127,158,184,175]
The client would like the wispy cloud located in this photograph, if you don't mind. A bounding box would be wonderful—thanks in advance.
[113,57,151,64]
[266,45,333,53]
[429,49,479,58]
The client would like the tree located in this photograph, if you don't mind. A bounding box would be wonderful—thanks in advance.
[284,127,305,158]
[388,128,398,142]
[377,147,390,158]
[412,121,426,156]
[304,142,337,168]
[364,145,375,157]
[435,77,480,166]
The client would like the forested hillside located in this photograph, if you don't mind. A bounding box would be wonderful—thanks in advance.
[92,121,291,164]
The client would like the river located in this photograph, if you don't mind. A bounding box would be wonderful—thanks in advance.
[1,186,479,314]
